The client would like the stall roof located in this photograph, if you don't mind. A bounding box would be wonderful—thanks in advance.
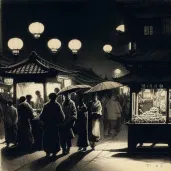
[0,51,78,77]
[71,65,104,86]
[110,49,171,62]
[114,72,171,85]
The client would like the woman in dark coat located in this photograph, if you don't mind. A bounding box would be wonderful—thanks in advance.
[76,95,89,152]
[40,93,65,157]
[17,96,34,151]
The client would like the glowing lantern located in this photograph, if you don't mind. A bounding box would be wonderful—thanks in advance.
[103,44,112,53]
[8,38,23,55]
[47,38,61,53]
[28,22,45,39]
[114,69,121,78]
[68,39,82,54]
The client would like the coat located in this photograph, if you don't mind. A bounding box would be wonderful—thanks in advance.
[62,99,77,139]
[40,101,65,153]
[4,105,18,143]
[106,97,122,120]
[17,102,34,148]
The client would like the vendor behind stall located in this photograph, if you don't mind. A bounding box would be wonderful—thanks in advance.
[35,91,44,110]
[26,95,35,108]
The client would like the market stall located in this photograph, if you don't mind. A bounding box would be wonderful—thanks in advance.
[0,51,77,105]
[107,48,171,153]
[0,51,77,149]
[114,63,171,153]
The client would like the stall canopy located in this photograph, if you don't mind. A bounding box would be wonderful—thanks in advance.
[0,51,104,85]
[0,51,77,82]
[71,65,104,86]
[109,49,171,66]
[111,49,171,85]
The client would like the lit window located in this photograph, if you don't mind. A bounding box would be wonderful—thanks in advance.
[144,25,153,35]
[163,18,171,35]
[129,42,132,50]
[64,79,72,88]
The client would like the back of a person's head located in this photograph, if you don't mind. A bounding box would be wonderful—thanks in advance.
[49,93,57,101]
[35,90,40,96]
[54,88,60,93]
[26,95,32,101]
[19,96,26,103]
[7,100,13,106]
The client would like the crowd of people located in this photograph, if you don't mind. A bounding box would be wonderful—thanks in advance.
[0,88,130,158]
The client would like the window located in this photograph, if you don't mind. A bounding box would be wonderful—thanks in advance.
[144,25,153,35]
[163,18,171,35]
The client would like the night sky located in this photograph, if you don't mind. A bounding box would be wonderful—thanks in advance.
[2,0,127,79]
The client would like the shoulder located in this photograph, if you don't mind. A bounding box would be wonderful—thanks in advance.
[97,100,102,104]
[70,100,75,105]
[55,101,62,108]
[44,101,50,107]
[12,106,17,110]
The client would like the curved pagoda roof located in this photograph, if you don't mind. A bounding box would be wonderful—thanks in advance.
[108,48,171,72]
[112,48,171,85]
[0,51,78,78]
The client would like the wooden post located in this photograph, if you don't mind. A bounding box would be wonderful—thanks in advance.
[129,88,133,122]
[13,81,17,105]
[166,88,169,123]
[43,82,47,103]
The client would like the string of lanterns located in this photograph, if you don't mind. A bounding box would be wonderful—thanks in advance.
[7,22,82,57]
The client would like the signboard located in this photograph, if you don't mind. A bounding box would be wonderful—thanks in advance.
[141,84,164,89]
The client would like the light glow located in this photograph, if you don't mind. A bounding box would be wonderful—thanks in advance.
[17,82,44,102]
[28,22,45,39]
[129,42,132,50]
[46,82,61,97]
[64,79,72,88]
[116,24,125,32]
[47,38,61,53]
[103,44,112,53]
[8,38,23,55]
[68,39,82,54]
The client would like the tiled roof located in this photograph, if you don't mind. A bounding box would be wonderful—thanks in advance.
[72,65,104,86]
[114,72,171,85]
[1,51,77,76]
[109,49,171,64]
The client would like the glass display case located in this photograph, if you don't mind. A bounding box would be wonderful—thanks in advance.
[132,89,167,123]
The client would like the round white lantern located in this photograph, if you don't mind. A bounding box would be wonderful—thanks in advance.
[115,69,121,75]
[68,39,82,54]
[47,38,61,53]
[103,44,112,53]
[28,22,45,39]
[116,24,125,32]
[4,78,13,85]
[8,38,23,55]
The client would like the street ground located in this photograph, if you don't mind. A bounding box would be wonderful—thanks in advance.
[0,125,171,171]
